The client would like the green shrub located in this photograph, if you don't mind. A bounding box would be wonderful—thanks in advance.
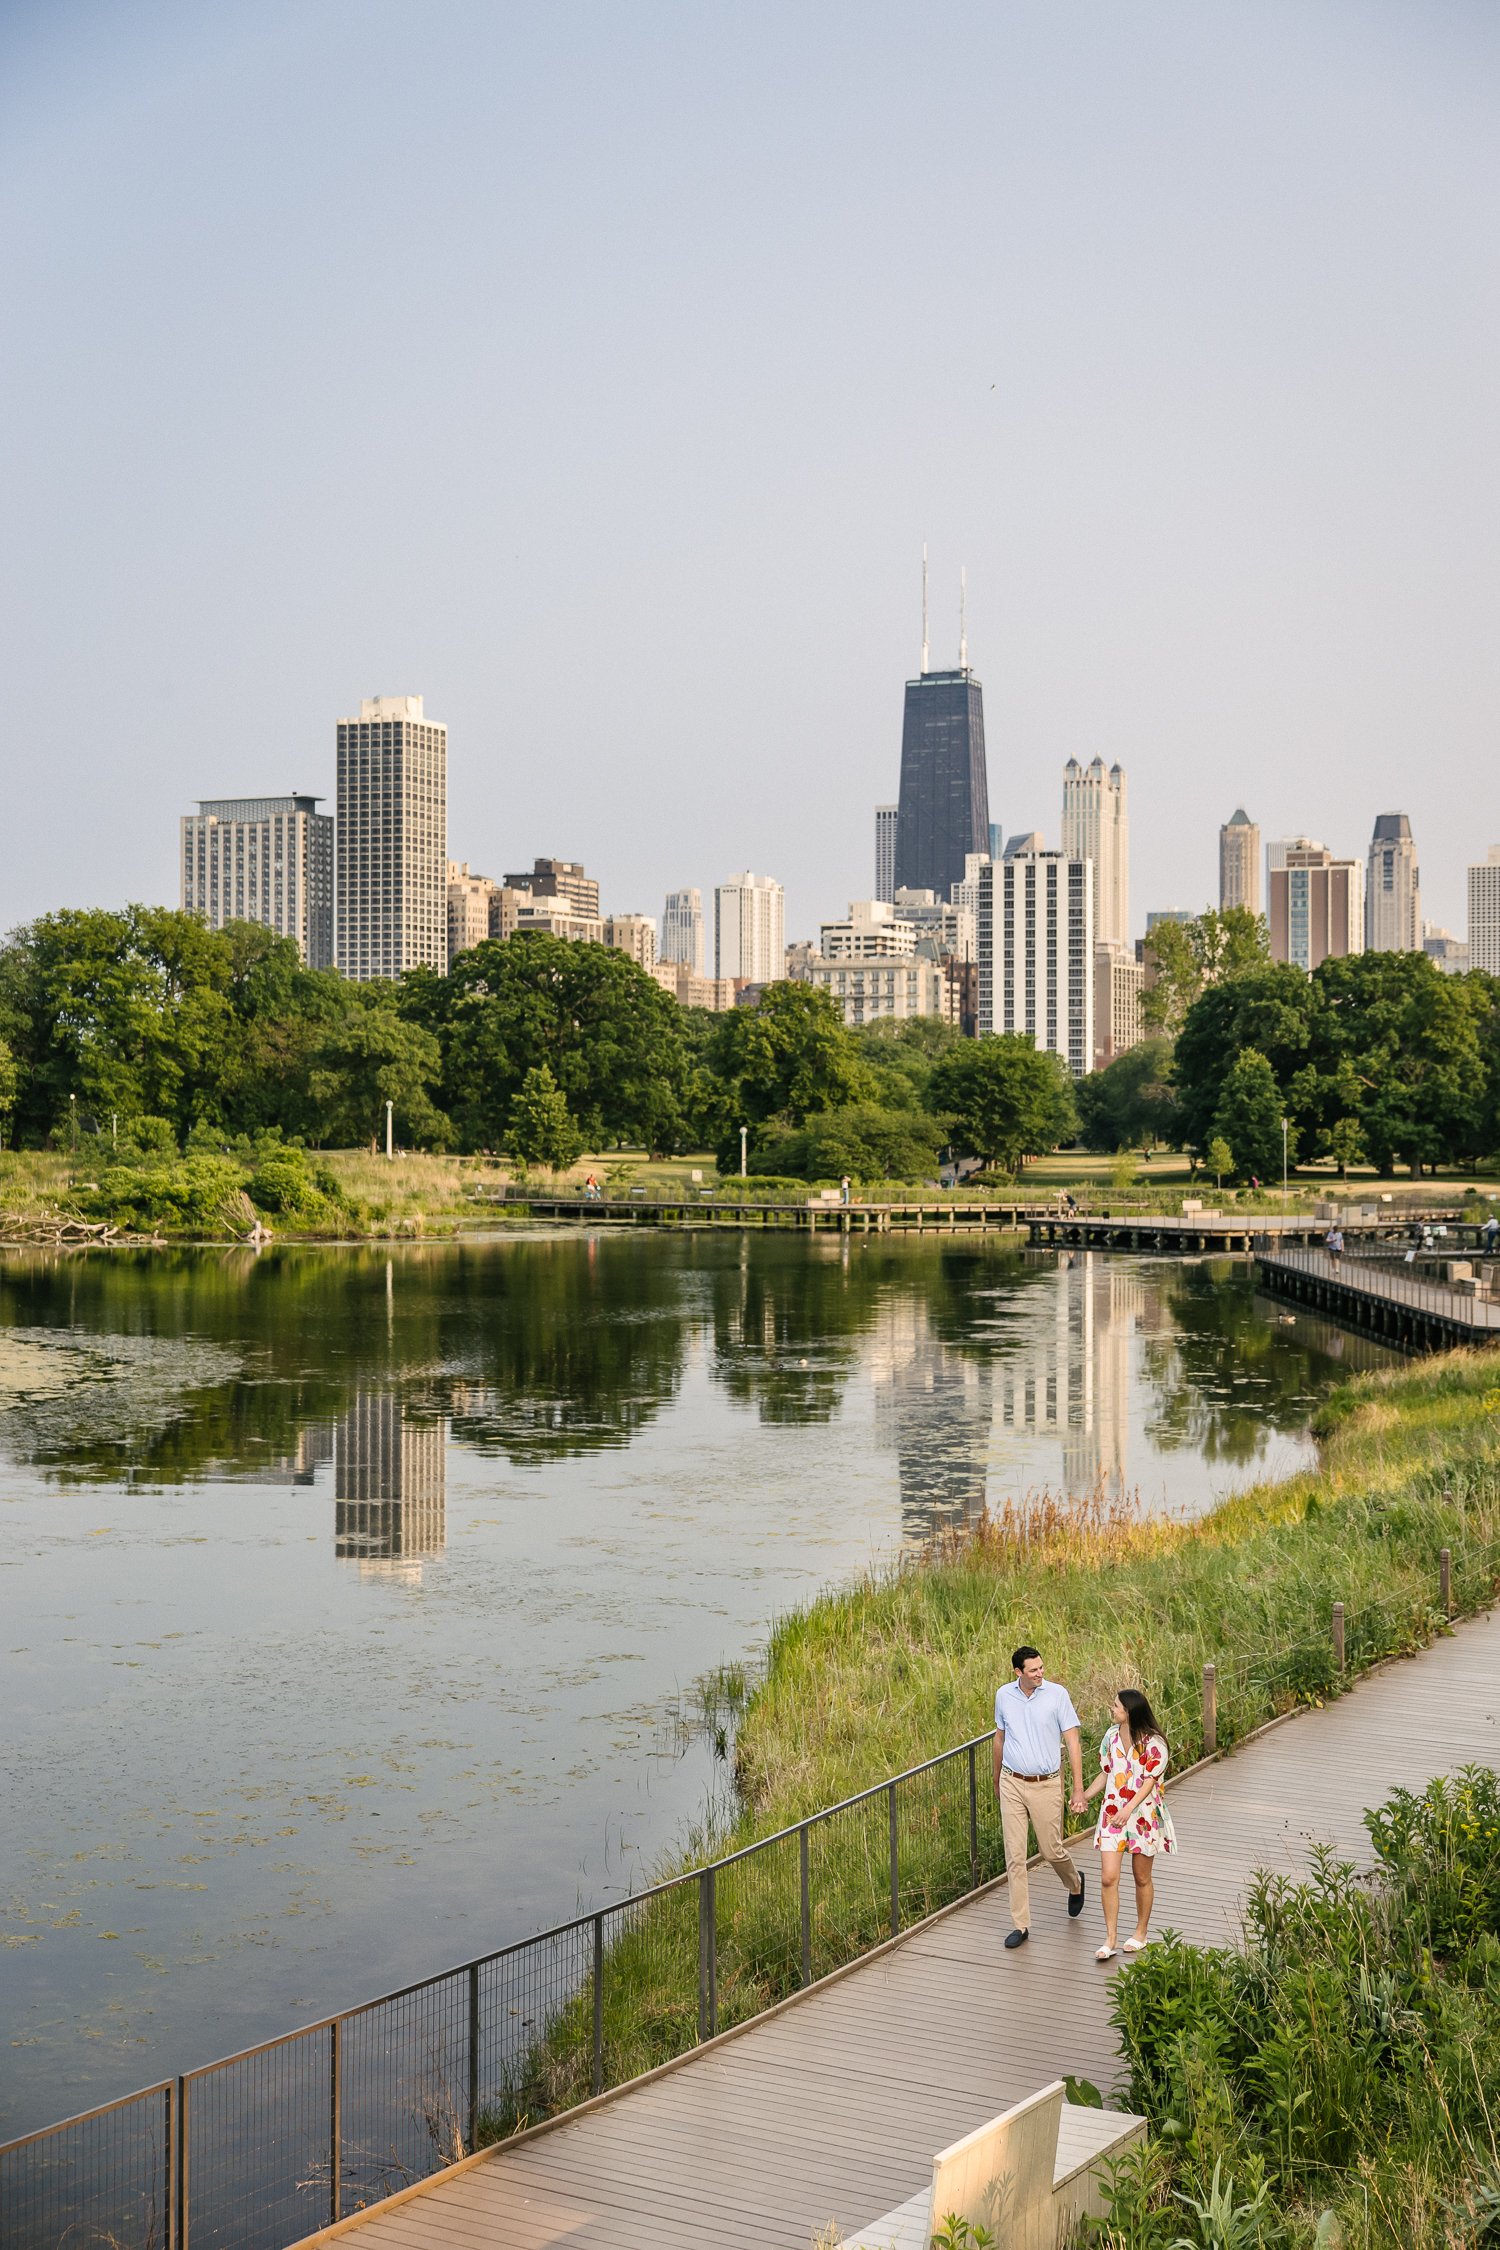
[78,1156,250,1233]
[247,1146,349,1223]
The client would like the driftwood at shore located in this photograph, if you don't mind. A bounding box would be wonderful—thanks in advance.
[0,1215,165,1248]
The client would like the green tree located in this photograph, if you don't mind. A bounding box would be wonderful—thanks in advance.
[1174,966,1314,1158]
[0,1035,17,1147]
[852,1017,962,1111]
[306,1003,448,1148]
[1206,1134,1233,1188]
[418,934,694,1153]
[1320,1116,1366,1178]
[507,1064,585,1170]
[925,1035,1078,1172]
[706,983,871,1158]
[1140,907,1271,1036]
[752,1102,947,1183]
[1210,1049,1289,1185]
[1297,952,1491,1176]
[1075,1039,1180,1152]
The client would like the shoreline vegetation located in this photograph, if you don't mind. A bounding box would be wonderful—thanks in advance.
[491,1347,1500,2142]
[0,1144,1493,1247]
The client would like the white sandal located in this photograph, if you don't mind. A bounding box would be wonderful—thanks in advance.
[1095,1944,1117,1961]
[1123,1936,1150,1952]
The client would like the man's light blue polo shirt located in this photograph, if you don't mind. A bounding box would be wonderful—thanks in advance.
[994,1678,1081,1776]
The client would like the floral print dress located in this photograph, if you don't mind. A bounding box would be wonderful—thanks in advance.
[1093,1724,1177,1856]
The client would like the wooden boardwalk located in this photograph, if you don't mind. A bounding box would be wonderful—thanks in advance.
[320,1611,1500,2250]
[1258,1244,1500,1348]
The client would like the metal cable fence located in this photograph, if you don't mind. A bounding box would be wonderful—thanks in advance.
[1,1545,1486,2250]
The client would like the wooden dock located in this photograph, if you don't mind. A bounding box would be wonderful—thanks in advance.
[1257,1244,1500,1349]
[311,1611,1500,2250]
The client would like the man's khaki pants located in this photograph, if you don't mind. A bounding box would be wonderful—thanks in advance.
[999,1770,1081,1931]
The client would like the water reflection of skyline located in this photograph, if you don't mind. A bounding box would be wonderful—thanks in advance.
[333,1393,447,1579]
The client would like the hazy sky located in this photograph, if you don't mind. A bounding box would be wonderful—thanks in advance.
[3,1,1497,944]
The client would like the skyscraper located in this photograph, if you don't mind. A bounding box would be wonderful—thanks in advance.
[336,696,447,980]
[1060,758,1128,947]
[977,848,1094,1074]
[892,584,990,901]
[1269,843,1364,971]
[874,805,898,904]
[1365,813,1421,952]
[181,794,334,967]
[1468,848,1500,976]
[714,872,784,982]
[1219,809,1261,916]
[662,887,706,973]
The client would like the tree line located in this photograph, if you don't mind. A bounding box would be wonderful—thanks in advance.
[0,909,1076,1178]
[2,905,1495,1185]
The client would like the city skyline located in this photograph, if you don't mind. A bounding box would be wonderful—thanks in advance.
[6,10,1497,948]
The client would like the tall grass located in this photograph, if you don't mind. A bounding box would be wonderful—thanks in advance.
[479,1349,1500,2145]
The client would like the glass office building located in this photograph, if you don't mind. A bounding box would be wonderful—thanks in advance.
[893,669,990,901]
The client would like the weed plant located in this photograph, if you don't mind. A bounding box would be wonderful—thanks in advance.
[1097,1768,1500,2249]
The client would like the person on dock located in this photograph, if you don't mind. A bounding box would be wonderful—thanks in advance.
[1081,1687,1176,1960]
[993,1645,1088,1950]
[1326,1225,1344,1268]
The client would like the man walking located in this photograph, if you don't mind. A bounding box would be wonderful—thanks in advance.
[994,1644,1088,1950]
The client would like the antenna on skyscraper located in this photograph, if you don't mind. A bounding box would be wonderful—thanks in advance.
[921,544,930,675]
[959,566,968,669]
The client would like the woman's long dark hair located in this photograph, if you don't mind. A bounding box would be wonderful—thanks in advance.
[1118,1687,1166,1752]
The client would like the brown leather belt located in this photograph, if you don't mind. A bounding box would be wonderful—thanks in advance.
[1003,1769,1060,1782]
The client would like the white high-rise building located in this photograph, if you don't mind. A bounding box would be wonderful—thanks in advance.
[874,805,898,904]
[1469,848,1500,976]
[820,899,919,960]
[977,849,1094,1075]
[661,887,706,974]
[603,914,657,970]
[446,861,498,964]
[181,794,334,967]
[336,696,447,980]
[714,872,784,982]
[1061,758,1128,947]
[1365,813,1421,953]
[1219,810,1261,916]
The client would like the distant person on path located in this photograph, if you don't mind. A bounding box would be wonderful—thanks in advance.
[1326,1225,1344,1268]
[840,1175,851,1205]
[993,1645,1088,1951]
[1483,1214,1500,1255]
[1082,1687,1177,1961]
[584,1172,600,1200]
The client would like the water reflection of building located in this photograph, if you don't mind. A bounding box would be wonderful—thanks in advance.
[994,1254,1153,1501]
[871,1297,995,1541]
[209,1423,335,1486]
[334,1394,447,1578]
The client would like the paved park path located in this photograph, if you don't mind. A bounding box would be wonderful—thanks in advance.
[328,1610,1500,2250]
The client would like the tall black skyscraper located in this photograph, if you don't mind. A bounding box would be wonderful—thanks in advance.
[893,665,990,899]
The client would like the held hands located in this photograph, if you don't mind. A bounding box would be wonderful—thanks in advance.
[1068,1790,1088,1816]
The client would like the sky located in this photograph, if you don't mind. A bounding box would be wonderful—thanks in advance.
[2,0,1498,945]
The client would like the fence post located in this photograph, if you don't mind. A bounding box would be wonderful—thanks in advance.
[467,1961,480,2148]
[799,1824,812,1986]
[967,1742,979,1891]
[888,1782,900,1938]
[1332,1600,1346,1673]
[164,2080,176,2250]
[1440,1545,1453,1619]
[591,1915,604,2097]
[1201,1663,1217,1758]
[176,2076,190,2250]
[329,2017,341,2225]
[697,1868,717,2042]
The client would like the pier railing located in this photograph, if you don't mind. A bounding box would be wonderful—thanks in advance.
[1,1546,1489,2250]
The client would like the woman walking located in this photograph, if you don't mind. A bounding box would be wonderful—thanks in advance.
[1083,1687,1176,1961]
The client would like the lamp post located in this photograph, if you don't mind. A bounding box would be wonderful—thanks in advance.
[69,1092,77,1154]
[1281,1115,1289,1201]
[385,1100,394,1160]
[739,1125,747,1179]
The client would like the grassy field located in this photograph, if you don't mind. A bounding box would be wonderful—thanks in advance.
[484,1347,1500,2140]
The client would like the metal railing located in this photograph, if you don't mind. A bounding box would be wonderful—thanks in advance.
[1255,1239,1500,1334]
[0,1546,1482,2250]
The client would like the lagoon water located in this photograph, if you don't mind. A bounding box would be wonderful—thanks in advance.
[0,1232,1390,2135]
